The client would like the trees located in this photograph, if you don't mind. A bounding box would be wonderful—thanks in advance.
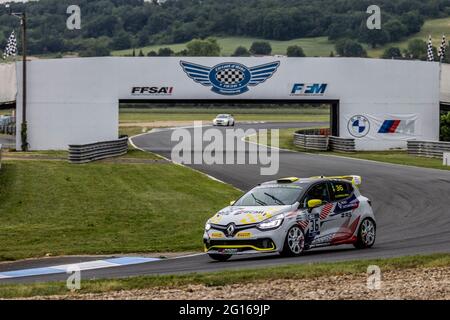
[358,26,390,49]
[232,46,250,57]
[111,31,132,50]
[250,41,272,55]
[158,47,174,56]
[286,45,306,57]
[440,112,450,141]
[384,19,408,42]
[335,39,367,57]
[79,38,111,57]
[186,38,221,56]
[406,39,427,60]
[382,47,403,59]
[0,0,446,57]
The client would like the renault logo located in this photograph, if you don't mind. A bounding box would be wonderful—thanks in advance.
[226,223,236,237]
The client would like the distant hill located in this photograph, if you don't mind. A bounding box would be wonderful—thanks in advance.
[0,0,449,57]
[113,17,450,58]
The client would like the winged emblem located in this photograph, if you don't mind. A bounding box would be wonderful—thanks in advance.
[180,60,280,95]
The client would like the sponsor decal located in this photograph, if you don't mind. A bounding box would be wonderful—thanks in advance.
[348,115,370,138]
[131,86,174,96]
[236,232,252,238]
[331,194,360,216]
[180,61,280,95]
[233,209,265,216]
[378,120,415,134]
[290,83,328,96]
[210,232,224,238]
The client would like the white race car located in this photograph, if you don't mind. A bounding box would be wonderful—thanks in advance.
[213,114,235,126]
[203,176,376,261]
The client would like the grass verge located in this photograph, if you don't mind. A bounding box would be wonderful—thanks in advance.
[254,128,450,171]
[0,253,448,299]
[0,159,241,261]
[112,36,336,57]
[119,107,330,123]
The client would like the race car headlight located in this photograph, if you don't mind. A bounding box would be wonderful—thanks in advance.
[205,223,211,231]
[257,216,284,230]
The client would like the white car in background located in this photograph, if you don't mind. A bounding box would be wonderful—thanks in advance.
[213,114,235,126]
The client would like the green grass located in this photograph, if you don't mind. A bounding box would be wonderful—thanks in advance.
[112,17,450,59]
[119,107,330,123]
[112,36,336,57]
[0,253,448,299]
[254,128,450,171]
[368,17,450,57]
[119,126,150,137]
[0,109,13,116]
[0,160,241,261]
[3,148,161,161]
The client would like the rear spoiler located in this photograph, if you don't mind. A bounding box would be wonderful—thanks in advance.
[310,175,362,187]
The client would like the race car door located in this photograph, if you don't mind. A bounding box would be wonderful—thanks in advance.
[328,181,361,243]
[301,182,334,245]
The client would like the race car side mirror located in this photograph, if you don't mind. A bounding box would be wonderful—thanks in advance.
[307,199,322,210]
[230,200,236,206]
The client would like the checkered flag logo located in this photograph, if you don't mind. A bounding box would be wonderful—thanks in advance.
[215,68,245,85]
[427,35,435,62]
[438,35,447,62]
[3,31,18,60]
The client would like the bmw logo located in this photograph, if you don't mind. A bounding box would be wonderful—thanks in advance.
[348,115,370,138]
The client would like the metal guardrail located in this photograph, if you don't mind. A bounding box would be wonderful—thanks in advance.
[0,124,15,135]
[69,136,129,164]
[407,140,450,159]
[329,136,356,152]
[293,129,355,152]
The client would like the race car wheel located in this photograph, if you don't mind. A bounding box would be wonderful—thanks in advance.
[281,226,305,256]
[354,218,376,249]
[208,253,232,261]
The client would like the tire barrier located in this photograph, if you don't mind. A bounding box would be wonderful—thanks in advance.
[407,140,450,159]
[293,132,329,151]
[69,136,129,164]
[328,136,356,152]
[293,129,355,152]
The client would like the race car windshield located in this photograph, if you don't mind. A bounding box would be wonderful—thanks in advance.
[217,114,229,118]
[233,186,303,206]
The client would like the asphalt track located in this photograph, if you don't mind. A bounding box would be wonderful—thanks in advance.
[1,121,450,284]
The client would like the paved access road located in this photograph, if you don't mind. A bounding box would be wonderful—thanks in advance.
[1,121,449,284]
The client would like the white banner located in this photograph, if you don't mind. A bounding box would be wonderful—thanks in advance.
[0,63,16,104]
[346,114,420,141]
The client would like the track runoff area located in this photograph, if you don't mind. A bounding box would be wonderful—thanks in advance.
[1,107,450,284]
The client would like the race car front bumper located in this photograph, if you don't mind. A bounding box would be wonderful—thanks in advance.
[203,225,287,255]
